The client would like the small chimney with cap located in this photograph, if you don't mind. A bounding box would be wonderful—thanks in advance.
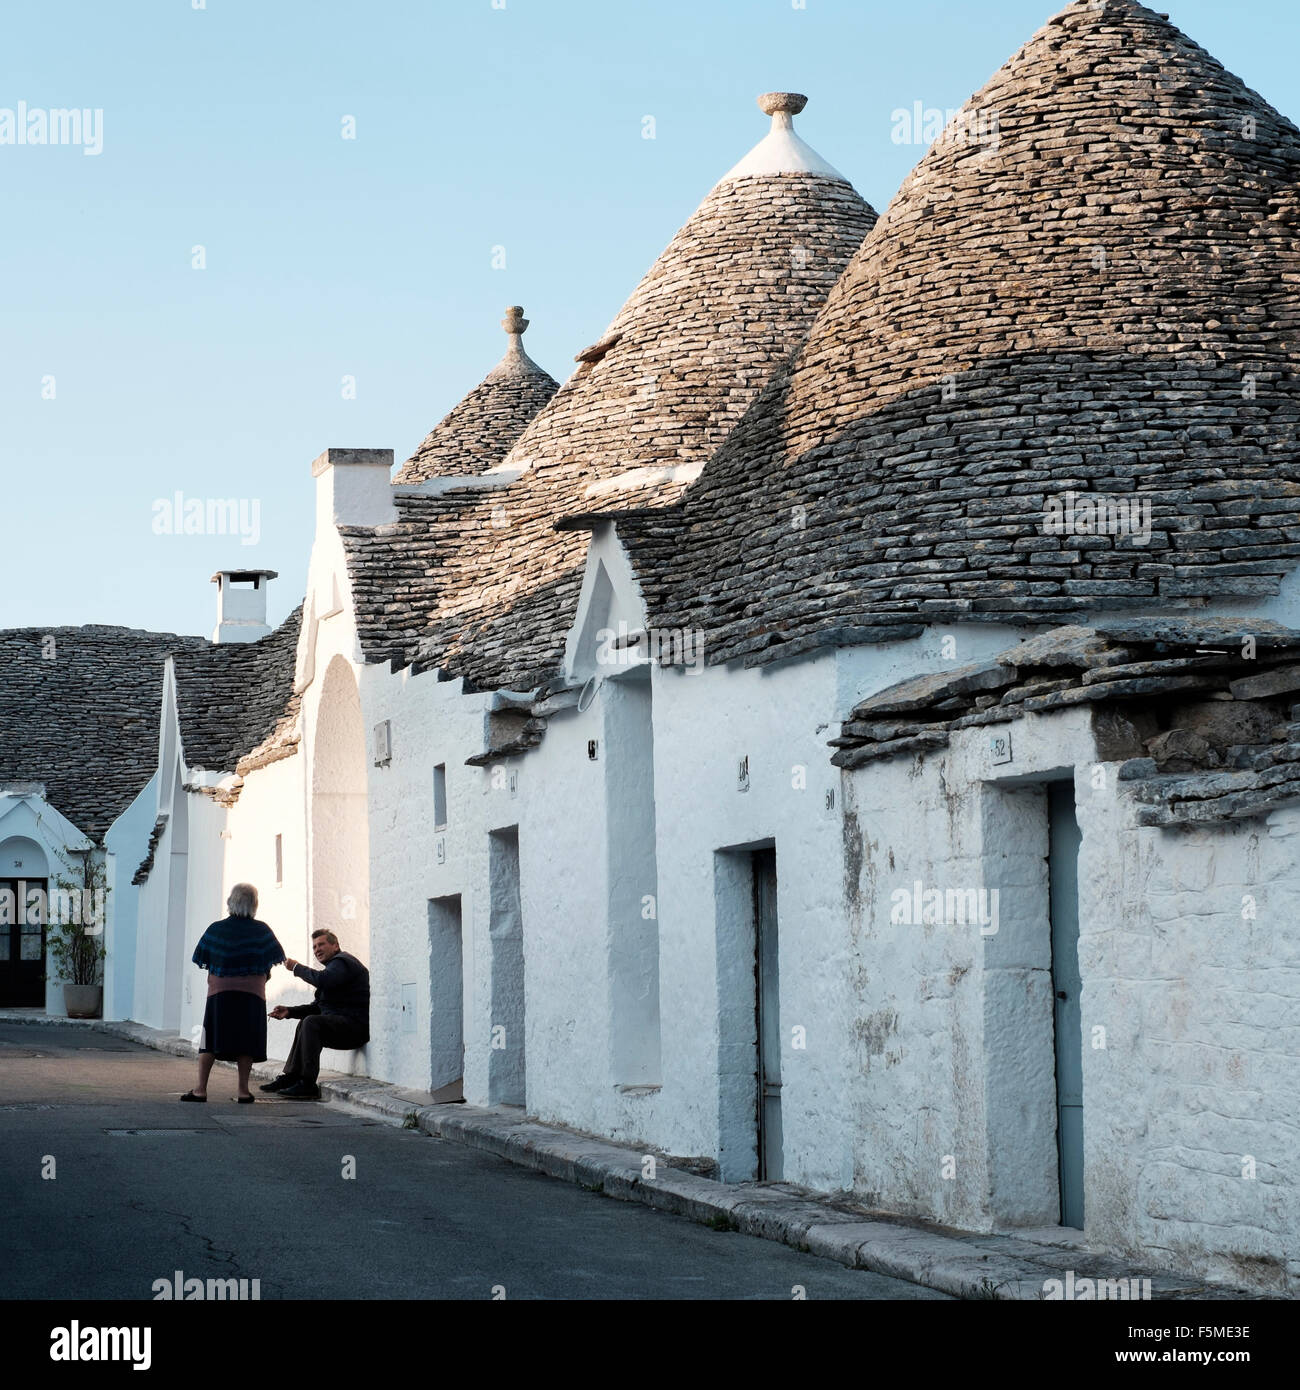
[211,569,277,644]
[312,447,398,530]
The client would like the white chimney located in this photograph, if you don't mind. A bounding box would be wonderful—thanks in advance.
[211,569,277,644]
[313,447,397,530]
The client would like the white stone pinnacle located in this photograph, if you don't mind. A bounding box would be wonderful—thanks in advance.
[494,305,543,376]
[717,92,846,183]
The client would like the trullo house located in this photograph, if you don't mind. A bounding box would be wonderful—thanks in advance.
[3,0,1298,1295]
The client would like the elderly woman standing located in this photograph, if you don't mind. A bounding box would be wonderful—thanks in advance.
[182,883,286,1103]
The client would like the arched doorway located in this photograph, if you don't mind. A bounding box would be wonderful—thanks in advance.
[310,657,370,967]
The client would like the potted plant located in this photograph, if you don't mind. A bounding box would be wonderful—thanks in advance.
[47,850,108,1018]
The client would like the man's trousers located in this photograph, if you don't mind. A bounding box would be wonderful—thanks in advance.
[285,1013,368,1083]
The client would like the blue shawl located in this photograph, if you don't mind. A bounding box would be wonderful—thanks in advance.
[192,916,286,977]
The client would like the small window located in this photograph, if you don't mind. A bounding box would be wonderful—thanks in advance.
[433,764,448,829]
[274,834,283,886]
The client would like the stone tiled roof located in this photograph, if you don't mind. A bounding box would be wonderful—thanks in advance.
[621,0,1300,669]
[0,625,208,843]
[829,618,1300,827]
[394,308,559,485]
[341,98,877,687]
[172,606,303,778]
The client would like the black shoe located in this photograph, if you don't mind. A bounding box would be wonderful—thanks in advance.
[279,1081,321,1100]
[258,1075,297,1093]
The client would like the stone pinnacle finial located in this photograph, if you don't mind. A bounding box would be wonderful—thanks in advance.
[719,90,841,181]
[758,92,808,118]
[497,306,538,373]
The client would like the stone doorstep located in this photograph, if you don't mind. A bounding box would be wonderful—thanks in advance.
[0,1009,98,1026]
[23,1013,1261,1303]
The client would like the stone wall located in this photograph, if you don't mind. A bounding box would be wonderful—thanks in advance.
[845,700,1299,1292]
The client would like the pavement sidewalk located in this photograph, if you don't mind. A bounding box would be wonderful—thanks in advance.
[1,1008,1257,1301]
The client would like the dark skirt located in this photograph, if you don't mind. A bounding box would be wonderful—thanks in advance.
[199,991,268,1061]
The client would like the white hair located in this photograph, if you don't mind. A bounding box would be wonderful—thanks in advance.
[227,883,258,918]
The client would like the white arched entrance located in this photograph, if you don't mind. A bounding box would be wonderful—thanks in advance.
[310,656,370,966]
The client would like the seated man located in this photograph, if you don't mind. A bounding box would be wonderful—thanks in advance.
[260,929,370,1100]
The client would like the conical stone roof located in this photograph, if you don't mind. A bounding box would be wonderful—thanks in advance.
[629,0,1300,667]
[342,95,878,686]
[395,307,558,484]
[172,606,303,778]
[0,625,209,841]
[495,91,875,509]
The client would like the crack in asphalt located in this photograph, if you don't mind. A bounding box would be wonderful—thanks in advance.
[122,1197,287,1299]
[127,1198,240,1272]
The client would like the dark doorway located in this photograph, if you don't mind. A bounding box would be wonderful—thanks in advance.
[0,879,48,1007]
[1048,782,1084,1228]
[752,848,783,1181]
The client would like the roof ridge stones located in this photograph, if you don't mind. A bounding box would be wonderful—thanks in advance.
[828,617,1300,828]
[622,0,1300,670]
[396,306,559,485]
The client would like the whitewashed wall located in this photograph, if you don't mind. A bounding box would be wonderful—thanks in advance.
[176,790,229,1049]
[227,754,311,1063]
[642,622,1020,1186]
[843,705,1090,1229]
[513,673,660,1142]
[102,774,157,1021]
[171,753,311,1062]
[1079,777,1300,1294]
[845,701,1299,1293]
[123,462,1300,1292]
[132,672,191,1033]
[360,661,491,1094]
[350,549,1029,1178]
[131,788,177,1031]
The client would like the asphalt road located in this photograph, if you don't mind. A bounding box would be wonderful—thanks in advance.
[0,1024,949,1301]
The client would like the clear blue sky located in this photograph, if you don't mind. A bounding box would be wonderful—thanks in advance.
[3,0,1297,636]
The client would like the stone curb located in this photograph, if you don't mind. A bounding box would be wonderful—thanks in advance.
[7,1012,1257,1301]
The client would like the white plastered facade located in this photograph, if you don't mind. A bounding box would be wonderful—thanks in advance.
[116,459,1300,1298]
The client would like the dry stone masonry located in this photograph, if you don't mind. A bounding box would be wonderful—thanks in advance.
[341,97,876,687]
[394,307,558,484]
[0,626,207,843]
[833,617,1300,825]
[620,0,1300,669]
[170,605,303,783]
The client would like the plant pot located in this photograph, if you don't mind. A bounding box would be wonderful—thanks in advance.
[63,984,102,1019]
